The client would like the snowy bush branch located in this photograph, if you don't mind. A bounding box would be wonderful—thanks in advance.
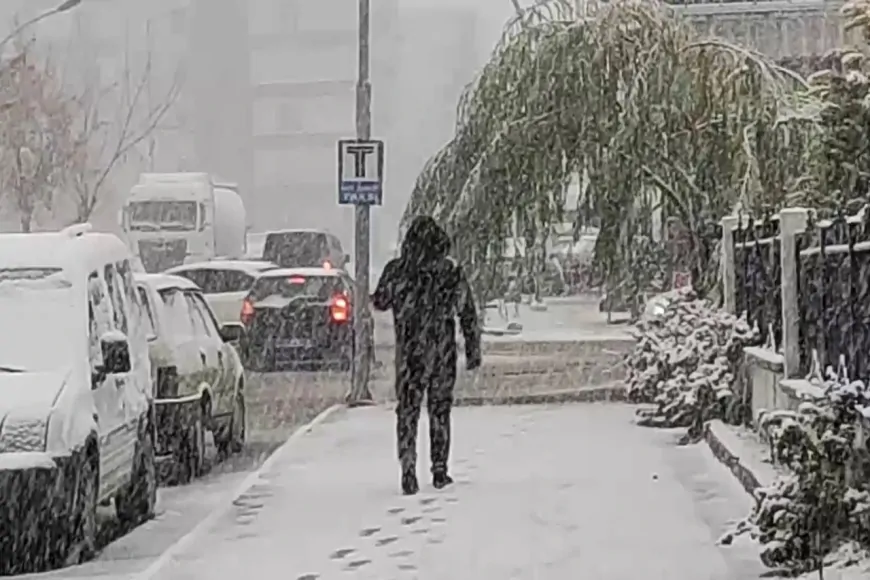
[629,288,759,438]
[726,372,870,574]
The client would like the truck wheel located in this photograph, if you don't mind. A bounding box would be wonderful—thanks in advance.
[116,430,157,526]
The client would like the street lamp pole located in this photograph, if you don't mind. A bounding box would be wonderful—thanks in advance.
[0,0,82,54]
[347,0,375,406]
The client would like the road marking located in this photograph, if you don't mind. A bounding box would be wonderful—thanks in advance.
[132,403,345,580]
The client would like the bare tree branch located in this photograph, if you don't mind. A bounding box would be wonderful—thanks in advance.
[68,41,182,221]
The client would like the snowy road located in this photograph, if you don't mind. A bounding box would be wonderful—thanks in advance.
[130,404,766,580]
[16,370,352,579]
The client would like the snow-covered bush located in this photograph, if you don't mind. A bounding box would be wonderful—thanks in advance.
[629,287,758,437]
[727,372,870,574]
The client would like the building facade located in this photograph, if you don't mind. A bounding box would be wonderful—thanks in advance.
[245,0,399,250]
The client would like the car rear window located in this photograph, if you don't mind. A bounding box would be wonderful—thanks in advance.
[173,269,256,294]
[263,232,327,268]
[250,274,343,302]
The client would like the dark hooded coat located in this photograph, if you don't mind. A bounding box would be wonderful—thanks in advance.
[372,216,481,387]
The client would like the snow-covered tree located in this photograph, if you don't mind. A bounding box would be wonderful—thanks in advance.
[0,46,78,232]
[404,0,814,300]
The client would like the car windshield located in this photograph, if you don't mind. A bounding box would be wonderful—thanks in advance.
[250,275,342,303]
[0,268,77,373]
[172,268,256,294]
[127,201,198,231]
[263,232,326,268]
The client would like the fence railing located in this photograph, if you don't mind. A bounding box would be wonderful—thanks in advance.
[797,212,870,381]
[723,206,870,382]
[733,214,782,351]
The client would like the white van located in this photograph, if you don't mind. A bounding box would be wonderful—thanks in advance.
[0,224,155,573]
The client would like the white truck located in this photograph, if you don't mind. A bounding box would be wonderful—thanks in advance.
[121,173,246,273]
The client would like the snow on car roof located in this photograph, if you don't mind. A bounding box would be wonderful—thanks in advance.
[257,267,343,279]
[165,260,277,275]
[265,228,332,236]
[0,229,130,274]
[135,272,200,293]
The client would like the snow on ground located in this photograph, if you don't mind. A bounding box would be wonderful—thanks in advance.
[483,295,632,342]
[26,471,250,580]
[373,294,632,347]
[142,404,766,580]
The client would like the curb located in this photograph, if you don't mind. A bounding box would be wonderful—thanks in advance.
[132,403,345,580]
[703,419,772,496]
[454,383,626,407]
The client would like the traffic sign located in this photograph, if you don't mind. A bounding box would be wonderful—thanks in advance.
[338,139,384,205]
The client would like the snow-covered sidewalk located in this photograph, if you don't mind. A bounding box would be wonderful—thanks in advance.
[140,404,765,580]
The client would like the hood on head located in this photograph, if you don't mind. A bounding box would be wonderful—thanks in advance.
[400,216,450,268]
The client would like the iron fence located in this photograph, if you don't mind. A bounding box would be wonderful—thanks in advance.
[732,214,782,350]
[797,212,870,381]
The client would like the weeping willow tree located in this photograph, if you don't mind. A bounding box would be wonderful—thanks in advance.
[404,0,817,302]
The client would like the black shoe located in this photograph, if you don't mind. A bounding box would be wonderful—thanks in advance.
[402,472,419,495]
[432,472,454,490]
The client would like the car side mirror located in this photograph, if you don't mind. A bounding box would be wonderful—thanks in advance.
[100,332,132,375]
[219,322,244,343]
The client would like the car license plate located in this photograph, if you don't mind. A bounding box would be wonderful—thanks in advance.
[279,338,312,348]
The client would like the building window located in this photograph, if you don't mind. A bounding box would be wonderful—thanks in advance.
[276,0,298,33]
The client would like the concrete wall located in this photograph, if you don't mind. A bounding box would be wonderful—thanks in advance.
[674,1,855,59]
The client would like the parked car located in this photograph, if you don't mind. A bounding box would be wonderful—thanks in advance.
[240,267,354,371]
[134,273,246,482]
[0,224,155,573]
[164,259,277,325]
[262,229,349,270]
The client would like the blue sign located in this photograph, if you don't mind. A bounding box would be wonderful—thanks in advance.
[338,139,384,205]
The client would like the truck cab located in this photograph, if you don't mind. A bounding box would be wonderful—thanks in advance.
[121,173,245,273]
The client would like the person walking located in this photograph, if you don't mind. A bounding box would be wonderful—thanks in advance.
[371,216,481,495]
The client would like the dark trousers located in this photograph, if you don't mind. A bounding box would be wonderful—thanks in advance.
[395,358,455,475]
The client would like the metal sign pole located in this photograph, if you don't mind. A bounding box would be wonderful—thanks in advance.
[348,0,374,405]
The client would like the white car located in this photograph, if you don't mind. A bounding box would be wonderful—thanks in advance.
[0,224,155,573]
[135,273,247,482]
[164,259,277,325]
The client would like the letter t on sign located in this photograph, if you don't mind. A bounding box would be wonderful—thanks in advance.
[346,145,373,179]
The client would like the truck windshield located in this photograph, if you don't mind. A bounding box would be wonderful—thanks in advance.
[127,201,198,232]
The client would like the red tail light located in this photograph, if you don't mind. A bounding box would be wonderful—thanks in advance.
[241,298,255,326]
[330,294,349,322]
